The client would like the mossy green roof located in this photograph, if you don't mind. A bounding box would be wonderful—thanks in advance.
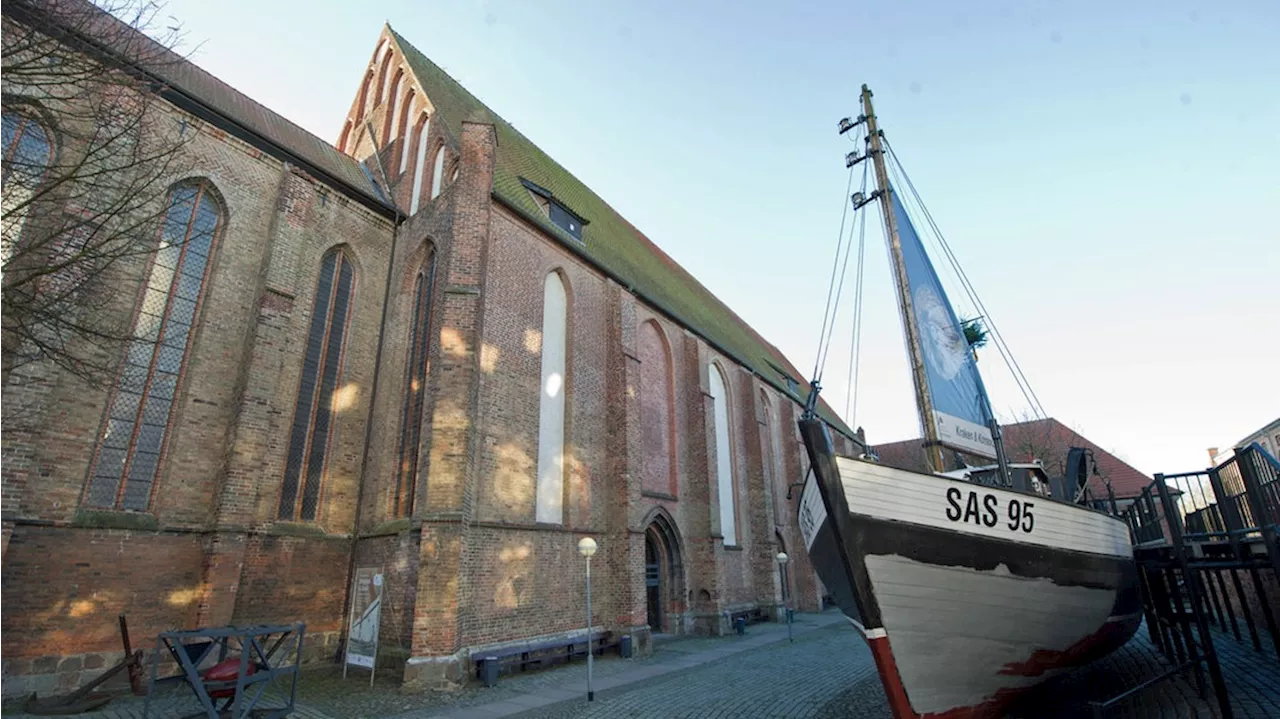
[389,27,854,439]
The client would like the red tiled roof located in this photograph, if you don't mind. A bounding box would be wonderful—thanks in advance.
[872,418,1152,499]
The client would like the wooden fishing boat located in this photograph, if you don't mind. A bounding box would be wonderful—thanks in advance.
[795,85,1141,719]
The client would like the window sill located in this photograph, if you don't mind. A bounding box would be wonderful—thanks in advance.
[471,518,600,533]
[365,517,413,537]
[271,521,329,538]
[722,544,744,552]
[641,490,678,501]
[73,508,158,531]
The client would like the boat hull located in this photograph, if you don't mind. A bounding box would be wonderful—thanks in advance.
[798,420,1141,719]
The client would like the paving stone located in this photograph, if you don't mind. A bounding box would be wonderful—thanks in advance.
[2,613,1275,719]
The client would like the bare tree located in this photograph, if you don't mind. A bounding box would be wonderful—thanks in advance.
[1002,411,1071,477]
[2,0,194,388]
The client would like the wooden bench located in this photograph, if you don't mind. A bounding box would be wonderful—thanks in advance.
[728,607,769,631]
[471,631,616,684]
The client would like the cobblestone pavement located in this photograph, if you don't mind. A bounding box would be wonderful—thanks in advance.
[500,622,1275,719]
[1201,627,1280,719]
[510,622,888,719]
[0,613,846,719]
[6,613,1277,719]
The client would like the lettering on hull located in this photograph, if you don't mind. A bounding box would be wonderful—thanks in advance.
[944,487,1035,533]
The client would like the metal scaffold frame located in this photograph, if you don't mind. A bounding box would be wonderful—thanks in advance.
[143,622,305,719]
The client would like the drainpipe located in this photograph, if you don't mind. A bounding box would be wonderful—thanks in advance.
[337,120,405,663]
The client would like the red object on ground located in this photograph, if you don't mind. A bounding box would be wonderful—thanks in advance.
[202,658,256,698]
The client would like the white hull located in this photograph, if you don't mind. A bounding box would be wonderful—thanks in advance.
[797,421,1141,719]
[835,456,1132,559]
[867,553,1139,716]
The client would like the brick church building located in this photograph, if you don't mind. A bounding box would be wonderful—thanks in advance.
[1,1,861,694]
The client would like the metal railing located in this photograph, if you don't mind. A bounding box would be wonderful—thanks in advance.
[1106,442,1280,719]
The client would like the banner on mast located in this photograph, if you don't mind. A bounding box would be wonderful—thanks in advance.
[889,187,996,460]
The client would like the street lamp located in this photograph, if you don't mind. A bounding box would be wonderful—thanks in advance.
[578,537,598,701]
[776,552,792,643]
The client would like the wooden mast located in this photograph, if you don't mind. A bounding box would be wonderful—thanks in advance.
[861,84,946,474]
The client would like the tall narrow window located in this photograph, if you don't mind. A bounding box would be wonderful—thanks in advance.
[375,49,392,105]
[394,249,437,517]
[709,363,737,545]
[85,181,222,511]
[278,248,356,522]
[409,115,429,215]
[2,110,53,262]
[337,121,352,154]
[398,93,416,172]
[760,389,784,514]
[535,272,567,524]
[382,69,402,145]
[430,146,445,200]
[356,68,375,124]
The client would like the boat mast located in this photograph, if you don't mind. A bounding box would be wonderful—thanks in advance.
[860,84,946,474]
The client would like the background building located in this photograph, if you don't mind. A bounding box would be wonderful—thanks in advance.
[873,417,1154,505]
[1209,416,1280,466]
[0,0,859,696]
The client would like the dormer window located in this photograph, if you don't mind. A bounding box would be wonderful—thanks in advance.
[767,361,801,396]
[521,178,587,241]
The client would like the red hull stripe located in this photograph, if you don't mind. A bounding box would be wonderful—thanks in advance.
[868,635,1018,719]
[863,613,1142,719]
[867,636,919,719]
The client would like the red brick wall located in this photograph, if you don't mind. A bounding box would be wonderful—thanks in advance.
[229,534,349,631]
[1,86,395,694]
[1,527,204,658]
[638,321,677,498]
[461,527,596,646]
[353,532,421,651]
[473,207,609,529]
[356,232,443,528]
[454,206,610,647]
[341,34,459,222]
[1,26,861,693]
[1,108,285,531]
[712,356,757,608]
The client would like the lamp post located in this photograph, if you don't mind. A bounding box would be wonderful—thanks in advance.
[776,552,792,643]
[578,536,598,701]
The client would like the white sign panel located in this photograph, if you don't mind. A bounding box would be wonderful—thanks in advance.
[933,410,997,459]
[345,567,383,676]
[798,475,829,551]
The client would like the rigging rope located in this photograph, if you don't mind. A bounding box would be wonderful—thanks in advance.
[811,124,864,383]
[843,172,870,427]
[817,154,869,385]
[883,138,1048,419]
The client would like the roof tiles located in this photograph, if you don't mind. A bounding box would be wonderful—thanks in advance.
[872,418,1153,499]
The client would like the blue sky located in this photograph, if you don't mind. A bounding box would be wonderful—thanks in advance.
[147,0,1278,475]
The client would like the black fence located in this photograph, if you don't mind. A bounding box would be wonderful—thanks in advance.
[1110,442,1280,719]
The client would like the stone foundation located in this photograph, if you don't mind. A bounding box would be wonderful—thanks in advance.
[402,650,467,691]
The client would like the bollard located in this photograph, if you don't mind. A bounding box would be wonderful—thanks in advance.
[620,634,632,659]
[482,657,499,688]
[787,608,794,623]
[734,617,746,635]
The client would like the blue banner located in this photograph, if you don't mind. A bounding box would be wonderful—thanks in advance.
[890,186,996,459]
